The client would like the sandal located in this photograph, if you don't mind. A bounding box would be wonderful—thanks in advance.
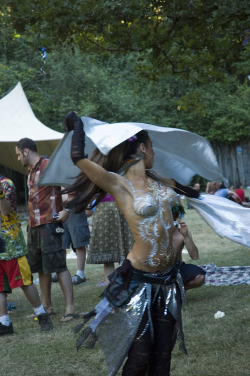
[60,313,79,323]
[72,275,86,285]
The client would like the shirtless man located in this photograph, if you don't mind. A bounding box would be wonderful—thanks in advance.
[173,205,206,290]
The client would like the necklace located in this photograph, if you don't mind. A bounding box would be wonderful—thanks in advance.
[117,154,144,176]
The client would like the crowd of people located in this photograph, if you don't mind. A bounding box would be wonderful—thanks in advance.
[1,110,248,375]
[205,181,250,206]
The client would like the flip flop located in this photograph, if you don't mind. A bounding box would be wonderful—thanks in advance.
[60,313,79,323]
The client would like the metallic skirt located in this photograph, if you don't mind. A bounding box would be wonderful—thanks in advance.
[76,262,187,376]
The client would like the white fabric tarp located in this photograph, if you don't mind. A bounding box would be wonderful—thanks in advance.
[39,116,226,186]
[187,195,250,247]
[0,82,63,174]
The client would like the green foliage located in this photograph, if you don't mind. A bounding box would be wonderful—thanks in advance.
[171,79,250,142]
[3,0,250,82]
[0,1,250,143]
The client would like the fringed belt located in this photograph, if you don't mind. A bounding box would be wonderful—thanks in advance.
[104,259,179,307]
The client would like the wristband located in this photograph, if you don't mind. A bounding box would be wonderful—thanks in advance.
[64,208,71,213]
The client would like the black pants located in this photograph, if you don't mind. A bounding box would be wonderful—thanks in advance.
[122,295,176,376]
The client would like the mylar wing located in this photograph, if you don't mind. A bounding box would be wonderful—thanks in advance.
[187,195,250,247]
[39,116,225,186]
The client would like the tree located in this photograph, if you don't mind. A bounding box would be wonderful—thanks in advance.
[3,0,250,82]
[1,1,250,142]
[169,78,250,142]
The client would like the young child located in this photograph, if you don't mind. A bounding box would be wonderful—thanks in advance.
[172,203,206,290]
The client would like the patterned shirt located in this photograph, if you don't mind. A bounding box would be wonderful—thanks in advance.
[0,176,27,261]
[27,157,63,227]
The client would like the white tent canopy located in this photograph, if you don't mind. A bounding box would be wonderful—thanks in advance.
[0,82,63,174]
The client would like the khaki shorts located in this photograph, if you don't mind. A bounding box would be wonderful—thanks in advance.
[27,223,67,274]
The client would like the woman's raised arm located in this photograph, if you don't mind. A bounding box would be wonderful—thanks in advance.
[77,159,121,195]
[66,111,122,196]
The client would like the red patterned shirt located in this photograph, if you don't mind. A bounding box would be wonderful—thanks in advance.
[27,157,63,227]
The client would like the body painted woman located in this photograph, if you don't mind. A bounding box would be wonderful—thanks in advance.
[64,111,199,376]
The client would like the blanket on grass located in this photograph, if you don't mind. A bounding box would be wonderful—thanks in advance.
[199,263,250,286]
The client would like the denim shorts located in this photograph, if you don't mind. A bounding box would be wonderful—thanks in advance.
[27,223,67,274]
[62,209,90,250]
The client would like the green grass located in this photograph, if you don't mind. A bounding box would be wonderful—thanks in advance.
[1,205,249,376]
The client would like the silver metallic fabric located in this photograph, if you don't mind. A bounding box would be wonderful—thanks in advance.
[79,270,186,376]
[38,116,225,187]
[187,194,250,247]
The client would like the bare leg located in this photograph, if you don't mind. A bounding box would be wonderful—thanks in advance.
[39,272,52,308]
[21,284,53,331]
[57,269,76,318]
[185,274,205,290]
[0,292,12,330]
[21,284,42,308]
[104,262,115,286]
[72,247,87,284]
[76,247,86,271]
[0,292,7,316]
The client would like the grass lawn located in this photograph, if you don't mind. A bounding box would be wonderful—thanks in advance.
[1,204,249,376]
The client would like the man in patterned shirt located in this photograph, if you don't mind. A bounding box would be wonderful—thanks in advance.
[15,138,77,322]
[0,175,53,335]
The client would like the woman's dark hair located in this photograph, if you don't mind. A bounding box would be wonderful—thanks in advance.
[235,182,242,189]
[219,182,226,189]
[63,130,150,212]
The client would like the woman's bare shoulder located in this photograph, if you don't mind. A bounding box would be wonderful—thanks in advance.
[110,172,133,195]
[147,169,175,188]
